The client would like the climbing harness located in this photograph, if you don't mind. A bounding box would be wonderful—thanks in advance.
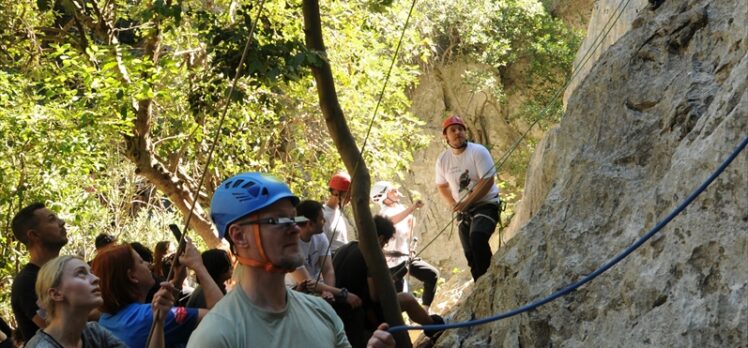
[390,135,748,334]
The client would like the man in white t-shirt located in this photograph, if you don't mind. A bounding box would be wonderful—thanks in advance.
[434,115,501,281]
[288,200,362,310]
[323,172,352,254]
[371,181,439,312]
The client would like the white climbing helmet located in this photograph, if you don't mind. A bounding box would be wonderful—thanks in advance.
[371,181,398,205]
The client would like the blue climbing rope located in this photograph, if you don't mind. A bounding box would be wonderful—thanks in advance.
[390,134,748,334]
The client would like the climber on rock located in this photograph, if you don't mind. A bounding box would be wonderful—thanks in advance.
[434,115,501,281]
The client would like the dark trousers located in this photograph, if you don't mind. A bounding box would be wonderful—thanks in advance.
[392,259,440,306]
[458,202,499,281]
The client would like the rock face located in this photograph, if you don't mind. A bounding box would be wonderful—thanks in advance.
[435,0,748,346]
[563,0,648,106]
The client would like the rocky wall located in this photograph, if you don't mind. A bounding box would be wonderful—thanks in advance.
[432,0,748,346]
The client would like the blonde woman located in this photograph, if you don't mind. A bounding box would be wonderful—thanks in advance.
[26,255,174,348]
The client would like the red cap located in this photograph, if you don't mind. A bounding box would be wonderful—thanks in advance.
[328,172,351,191]
[442,115,466,134]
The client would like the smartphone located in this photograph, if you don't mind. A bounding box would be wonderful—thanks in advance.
[169,224,183,242]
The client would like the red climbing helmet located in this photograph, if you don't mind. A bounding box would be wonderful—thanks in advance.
[328,172,351,192]
[442,115,466,134]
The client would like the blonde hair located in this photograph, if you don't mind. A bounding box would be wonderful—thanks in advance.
[35,255,80,321]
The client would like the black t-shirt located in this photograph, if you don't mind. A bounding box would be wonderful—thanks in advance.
[332,241,372,307]
[11,262,40,342]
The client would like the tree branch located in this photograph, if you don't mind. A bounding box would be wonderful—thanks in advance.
[121,16,220,247]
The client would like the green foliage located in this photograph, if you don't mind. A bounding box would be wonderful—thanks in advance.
[415,0,581,127]
[0,0,433,318]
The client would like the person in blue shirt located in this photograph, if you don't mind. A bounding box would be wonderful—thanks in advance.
[91,241,224,348]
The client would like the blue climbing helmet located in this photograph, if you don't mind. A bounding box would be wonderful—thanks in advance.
[210,172,300,239]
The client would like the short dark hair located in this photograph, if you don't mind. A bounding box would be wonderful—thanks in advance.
[11,202,46,245]
[373,215,395,241]
[201,249,231,290]
[95,233,117,250]
[296,200,323,222]
[129,242,153,263]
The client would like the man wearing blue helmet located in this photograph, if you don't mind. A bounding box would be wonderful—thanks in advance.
[187,173,394,348]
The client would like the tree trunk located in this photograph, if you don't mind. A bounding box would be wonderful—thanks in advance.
[301,1,411,347]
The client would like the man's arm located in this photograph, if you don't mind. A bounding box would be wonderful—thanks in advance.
[292,265,362,308]
[436,184,457,209]
[291,265,336,294]
[454,177,495,212]
[321,257,335,287]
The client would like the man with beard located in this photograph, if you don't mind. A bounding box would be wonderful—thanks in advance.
[187,173,393,348]
[435,115,501,281]
[11,202,68,342]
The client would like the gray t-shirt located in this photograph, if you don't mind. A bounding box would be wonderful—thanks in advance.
[26,321,127,348]
[187,287,350,348]
[299,233,331,279]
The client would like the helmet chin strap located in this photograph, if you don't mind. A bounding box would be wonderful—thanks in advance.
[235,224,294,273]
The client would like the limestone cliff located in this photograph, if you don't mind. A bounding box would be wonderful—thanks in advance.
[433,0,748,346]
[562,0,649,106]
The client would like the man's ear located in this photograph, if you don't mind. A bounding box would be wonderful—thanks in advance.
[228,225,250,250]
[27,229,41,245]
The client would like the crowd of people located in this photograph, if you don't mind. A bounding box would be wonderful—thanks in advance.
[2,115,500,347]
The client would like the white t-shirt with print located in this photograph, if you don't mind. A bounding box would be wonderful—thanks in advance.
[435,142,499,203]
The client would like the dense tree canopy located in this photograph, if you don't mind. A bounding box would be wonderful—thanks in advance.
[0,0,578,323]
